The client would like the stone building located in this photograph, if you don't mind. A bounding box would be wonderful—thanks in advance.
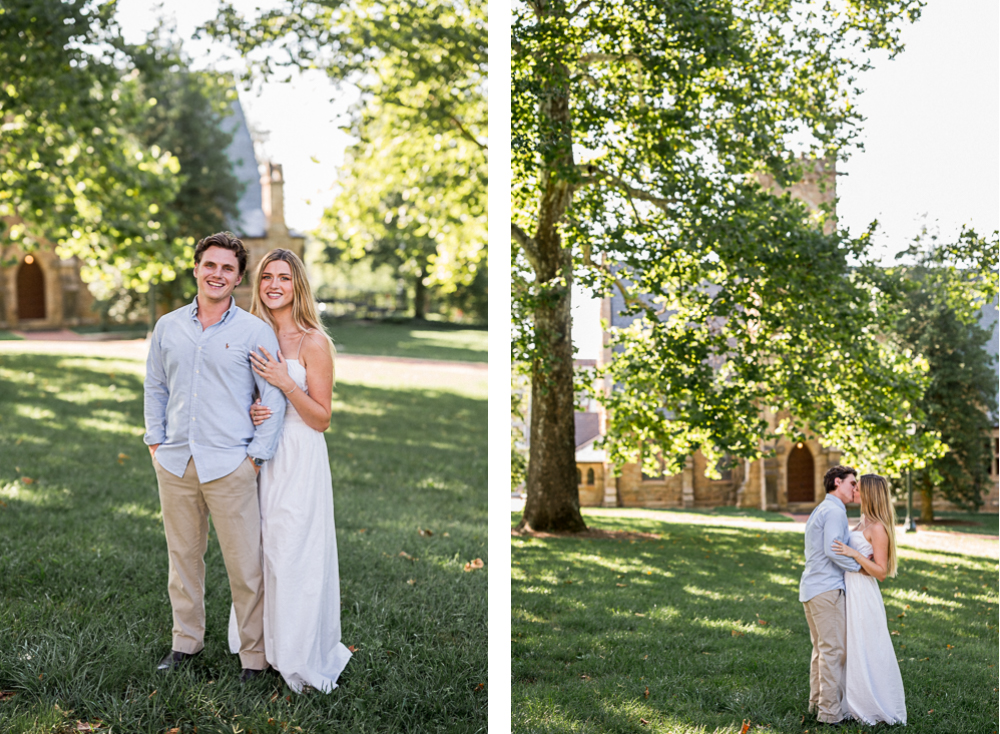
[0,98,303,330]
[577,164,1000,513]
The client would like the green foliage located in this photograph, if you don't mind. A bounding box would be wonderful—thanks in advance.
[512,0,935,487]
[202,0,488,321]
[512,511,999,733]
[0,0,181,284]
[317,96,487,320]
[890,227,999,512]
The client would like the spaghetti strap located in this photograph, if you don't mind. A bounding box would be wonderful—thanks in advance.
[292,329,315,360]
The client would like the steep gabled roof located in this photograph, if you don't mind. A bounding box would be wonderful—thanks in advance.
[222,98,267,239]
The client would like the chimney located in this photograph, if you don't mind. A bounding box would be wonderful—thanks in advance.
[260,162,286,230]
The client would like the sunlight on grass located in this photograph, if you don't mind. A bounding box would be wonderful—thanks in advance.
[513,513,999,733]
[1,349,486,733]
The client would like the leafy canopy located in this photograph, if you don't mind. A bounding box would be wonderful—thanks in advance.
[0,0,181,286]
[512,0,938,478]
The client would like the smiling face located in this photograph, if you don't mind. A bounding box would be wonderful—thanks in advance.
[193,245,242,304]
[258,259,294,312]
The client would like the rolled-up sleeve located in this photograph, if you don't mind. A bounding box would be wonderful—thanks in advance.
[143,325,169,446]
[246,326,286,461]
[823,517,861,573]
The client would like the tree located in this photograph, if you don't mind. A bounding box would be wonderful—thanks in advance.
[201,1,487,312]
[0,0,182,286]
[315,94,487,320]
[512,0,934,531]
[125,24,245,310]
[891,227,999,520]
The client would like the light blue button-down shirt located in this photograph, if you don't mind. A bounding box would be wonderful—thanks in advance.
[143,297,286,483]
[799,494,861,603]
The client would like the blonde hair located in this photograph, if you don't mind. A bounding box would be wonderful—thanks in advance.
[859,474,898,578]
[250,249,336,382]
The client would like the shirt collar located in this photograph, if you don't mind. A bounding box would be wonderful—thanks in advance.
[188,295,237,323]
[824,494,846,511]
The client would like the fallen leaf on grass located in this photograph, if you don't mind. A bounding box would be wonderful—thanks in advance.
[164,729,180,734]
[398,551,417,561]
[757,619,768,626]
[148,690,157,698]
[890,631,900,636]
[21,477,34,485]
[634,613,646,617]
[358,529,367,534]
[616,583,628,587]
[639,718,649,726]
[348,645,358,653]
[579,674,591,681]
[927,709,934,714]
[0,500,6,508]
[463,558,484,572]
[644,686,649,699]
[76,721,103,732]
[0,691,14,702]
[117,453,129,465]
[418,528,433,537]
[731,630,744,637]
[407,579,416,585]
[475,683,484,691]
[740,720,751,734]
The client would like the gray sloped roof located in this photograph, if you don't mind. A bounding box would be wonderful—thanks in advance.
[223,98,267,238]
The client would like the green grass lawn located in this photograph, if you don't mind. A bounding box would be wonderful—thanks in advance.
[511,512,998,734]
[323,318,488,363]
[0,349,486,733]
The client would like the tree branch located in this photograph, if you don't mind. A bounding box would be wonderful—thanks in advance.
[512,222,541,269]
[577,53,643,67]
[576,165,675,212]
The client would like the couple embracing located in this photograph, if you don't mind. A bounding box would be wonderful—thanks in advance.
[800,465,907,726]
[143,232,351,692]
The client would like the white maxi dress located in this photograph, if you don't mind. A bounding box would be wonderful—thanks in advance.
[843,530,907,725]
[229,357,352,692]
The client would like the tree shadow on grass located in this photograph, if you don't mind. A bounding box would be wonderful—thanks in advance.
[512,518,998,733]
[0,352,487,732]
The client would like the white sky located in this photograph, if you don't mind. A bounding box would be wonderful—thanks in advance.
[116,0,359,235]
[573,0,1000,359]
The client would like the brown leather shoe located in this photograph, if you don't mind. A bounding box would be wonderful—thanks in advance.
[156,649,201,672]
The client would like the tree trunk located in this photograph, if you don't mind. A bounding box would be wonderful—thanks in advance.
[517,249,586,532]
[516,59,586,533]
[919,474,935,524]
[413,266,427,320]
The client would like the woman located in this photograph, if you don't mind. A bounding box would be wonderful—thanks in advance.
[832,473,907,725]
[227,248,352,693]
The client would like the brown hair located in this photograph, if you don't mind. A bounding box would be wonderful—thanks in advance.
[250,248,337,380]
[858,474,898,578]
[194,231,248,277]
[823,465,857,493]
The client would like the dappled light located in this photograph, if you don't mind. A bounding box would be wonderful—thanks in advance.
[513,513,998,733]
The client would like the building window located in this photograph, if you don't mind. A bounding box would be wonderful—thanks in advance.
[994,437,998,478]
[586,468,595,485]
[577,468,583,486]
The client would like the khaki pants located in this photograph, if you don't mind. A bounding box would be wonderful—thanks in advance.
[802,589,847,723]
[154,456,266,670]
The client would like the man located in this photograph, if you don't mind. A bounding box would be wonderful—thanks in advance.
[144,232,286,681]
[799,465,862,726]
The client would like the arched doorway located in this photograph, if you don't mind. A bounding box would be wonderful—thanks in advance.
[787,444,815,503]
[17,256,46,320]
